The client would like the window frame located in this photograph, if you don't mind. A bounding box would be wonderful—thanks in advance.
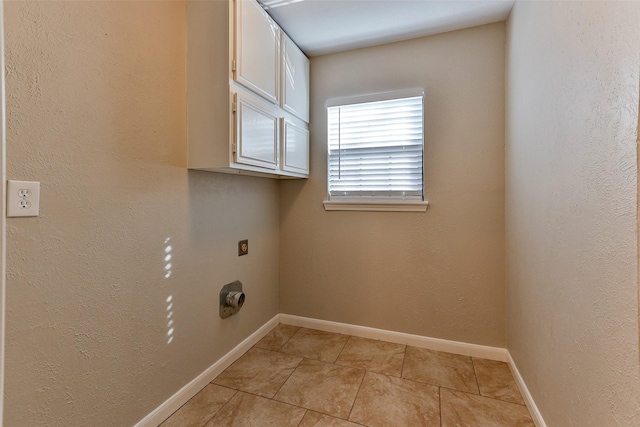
[323,88,428,212]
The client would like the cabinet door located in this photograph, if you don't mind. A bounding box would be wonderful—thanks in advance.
[282,33,309,122]
[235,0,280,104]
[282,120,309,174]
[234,92,279,170]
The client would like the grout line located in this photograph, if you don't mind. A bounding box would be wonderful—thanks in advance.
[438,384,531,409]
[212,384,238,393]
[295,409,309,427]
[335,334,353,361]
[160,382,217,424]
[225,387,319,423]
[271,354,305,399]
[330,334,350,364]
[470,357,529,406]
[388,370,447,392]
[345,366,367,422]
[234,389,316,427]
[277,323,300,351]
[202,388,238,425]
[470,356,481,396]
[400,343,408,379]
[439,386,443,427]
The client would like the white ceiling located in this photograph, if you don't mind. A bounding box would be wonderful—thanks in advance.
[259,0,515,56]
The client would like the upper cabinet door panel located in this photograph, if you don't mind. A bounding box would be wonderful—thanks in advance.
[234,91,279,169]
[282,120,309,174]
[235,0,280,104]
[282,33,310,122]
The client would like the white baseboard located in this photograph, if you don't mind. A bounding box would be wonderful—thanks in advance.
[507,352,547,427]
[133,314,281,427]
[279,314,508,362]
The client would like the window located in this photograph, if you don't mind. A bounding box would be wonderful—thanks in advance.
[323,89,427,212]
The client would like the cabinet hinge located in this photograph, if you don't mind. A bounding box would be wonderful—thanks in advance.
[231,60,236,72]
[232,102,237,113]
[232,143,237,153]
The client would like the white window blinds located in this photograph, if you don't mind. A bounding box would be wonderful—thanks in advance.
[327,91,424,200]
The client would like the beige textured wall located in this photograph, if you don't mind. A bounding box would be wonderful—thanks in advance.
[280,23,506,347]
[4,1,280,425]
[506,2,640,425]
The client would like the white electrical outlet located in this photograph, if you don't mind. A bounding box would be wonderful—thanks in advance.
[7,180,40,217]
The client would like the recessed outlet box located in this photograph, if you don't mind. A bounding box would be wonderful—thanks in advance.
[220,280,245,319]
[238,239,248,256]
[7,180,40,217]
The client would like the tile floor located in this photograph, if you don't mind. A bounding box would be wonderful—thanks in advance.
[161,324,535,426]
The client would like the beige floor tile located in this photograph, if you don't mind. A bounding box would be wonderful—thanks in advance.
[255,324,300,351]
[274,358,365,419]
[473,358,525,405]
[402,346,479,394]
[212,347,303,398]
[280,328,350,362]
[441,388,535,427]
[205,392,306,427]
[160,384,236,427]
[335,336,405,377]
[349,371,440,427]
[299,411,363,427]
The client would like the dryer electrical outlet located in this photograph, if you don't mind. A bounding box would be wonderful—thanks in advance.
[238,239,248,256]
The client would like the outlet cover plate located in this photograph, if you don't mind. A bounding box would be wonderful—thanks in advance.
[7,180,40,217]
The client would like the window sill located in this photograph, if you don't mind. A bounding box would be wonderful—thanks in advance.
[322,200,429,212]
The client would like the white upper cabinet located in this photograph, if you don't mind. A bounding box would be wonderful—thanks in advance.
[281,33,310,122]
[186,0,309,178]
[234,0,280,104]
